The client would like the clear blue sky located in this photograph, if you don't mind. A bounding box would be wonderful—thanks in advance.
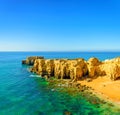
[0,0,120,51]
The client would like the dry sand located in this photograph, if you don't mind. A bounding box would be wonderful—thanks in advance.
[78,76,120,105]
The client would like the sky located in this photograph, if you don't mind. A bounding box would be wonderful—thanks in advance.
[0,0,120,51]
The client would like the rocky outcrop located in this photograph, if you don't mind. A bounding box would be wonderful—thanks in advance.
[100,57,120,80]
[30,58,88,81]
[22,56,44,65]
[22,56,120,81]
[87,57,106,77]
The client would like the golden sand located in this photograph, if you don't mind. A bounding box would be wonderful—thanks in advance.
[78,77,120,105]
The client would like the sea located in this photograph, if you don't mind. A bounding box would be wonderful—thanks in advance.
[0,52,120,115]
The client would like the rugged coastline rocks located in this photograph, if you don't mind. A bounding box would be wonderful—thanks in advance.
[22,56,120,81]
[22,56,44,65]
[30,58,88,81]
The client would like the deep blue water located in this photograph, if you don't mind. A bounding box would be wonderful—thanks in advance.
[0,52,120,115]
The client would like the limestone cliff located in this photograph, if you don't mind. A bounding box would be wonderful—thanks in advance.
[22,56,44,65]
[100,57,120,80]
[22,57,120,81]
[30,58,88,81]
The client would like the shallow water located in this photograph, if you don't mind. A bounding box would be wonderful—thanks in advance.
[0,52,120,115]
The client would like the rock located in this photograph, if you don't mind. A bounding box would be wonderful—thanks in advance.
[68,59,88,81]
[87,57,100,66]
[22,56,44,65]
[45,59,54,77]
[44,75,49,80]
[23,56,120,81]
[87,65,96,77]
[102,63,120,80]
[22,60,26,64]
[86,78,92,82]
[87,57,101,77]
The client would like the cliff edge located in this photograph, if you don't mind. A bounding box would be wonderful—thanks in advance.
[22,57,120,81]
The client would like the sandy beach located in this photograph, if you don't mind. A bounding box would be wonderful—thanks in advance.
[24,56,120,106]
[78,76,120,105]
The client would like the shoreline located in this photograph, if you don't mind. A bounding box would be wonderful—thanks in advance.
[46,77,120,109]
[22,56,120,108]
[77,76,120,106]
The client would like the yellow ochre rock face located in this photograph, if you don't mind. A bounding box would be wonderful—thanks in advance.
[23,57,120,81]
[100,58,120,80]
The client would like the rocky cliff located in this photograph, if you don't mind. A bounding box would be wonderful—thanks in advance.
[22,56,44,65]
[22,57,120,81]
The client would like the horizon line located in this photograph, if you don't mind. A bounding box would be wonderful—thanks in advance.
[0,50,120,52]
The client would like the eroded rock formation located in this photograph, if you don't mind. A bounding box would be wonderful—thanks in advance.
[100,57,120,80]
[22,56,44,65]
[22,56,120,81]
[30,58,88,81]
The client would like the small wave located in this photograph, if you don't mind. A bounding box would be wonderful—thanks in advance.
[29,75,41,77]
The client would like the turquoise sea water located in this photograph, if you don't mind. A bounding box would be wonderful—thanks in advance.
[0,52,120,115]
